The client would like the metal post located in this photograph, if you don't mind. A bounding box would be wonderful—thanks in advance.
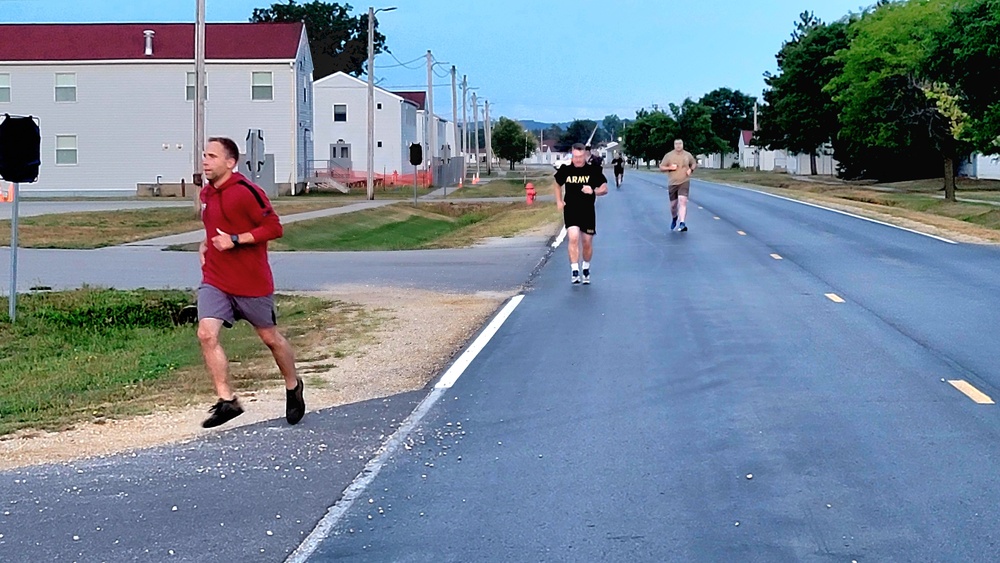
[461,75,468,180]
[426,50,435,183]
[413,163,418,206]
[193,0,206,212]
[451,66,459,164]
[472,93,480,178]
[366,6,376,201]
[8,182,18,322]
[485,100,492,175]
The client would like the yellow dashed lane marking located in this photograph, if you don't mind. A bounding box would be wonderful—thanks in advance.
[948,380,995,405]
[825,293,845,303]
[771,254,783,260]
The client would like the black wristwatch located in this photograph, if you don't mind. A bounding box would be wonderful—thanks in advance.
[230,234,240,247]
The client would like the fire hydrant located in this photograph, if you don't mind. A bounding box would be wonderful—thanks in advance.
[525,182,536,205]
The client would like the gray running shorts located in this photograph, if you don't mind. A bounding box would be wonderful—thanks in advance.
[197,284,276,328]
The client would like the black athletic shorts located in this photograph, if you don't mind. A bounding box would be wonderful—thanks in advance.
[564,202,596,235]
[614,166,624,176]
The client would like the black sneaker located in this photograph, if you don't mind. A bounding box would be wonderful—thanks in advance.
[678,222,688,232]
[670,217,678,230]
[286,377,305,425]
[581,268,591,284]
[201,397,244,428]
[571,270,581,284]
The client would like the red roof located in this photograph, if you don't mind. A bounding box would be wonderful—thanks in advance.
[393,91,427,111]
[0,23,304,62]
[741,130,754,146]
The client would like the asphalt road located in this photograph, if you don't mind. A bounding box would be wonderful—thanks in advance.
[306,170,1000,562]
[0,239,550,295]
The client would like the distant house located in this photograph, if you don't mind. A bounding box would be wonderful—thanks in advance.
[312,72,420,182]
[0,23,313,196]
[959,154,1000,180]
[393,90,456,164]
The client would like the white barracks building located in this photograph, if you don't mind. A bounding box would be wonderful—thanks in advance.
[0,23,314,196]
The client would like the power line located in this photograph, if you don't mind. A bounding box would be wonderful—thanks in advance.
[382,52,423,70]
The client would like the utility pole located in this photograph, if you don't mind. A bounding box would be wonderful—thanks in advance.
[426,50,435,178]
[484,100,492,175]
[366,6,376,200]
[472,92,480,178]
[450,66,459,165]
[461,75,468,156]
[193,0,206,213]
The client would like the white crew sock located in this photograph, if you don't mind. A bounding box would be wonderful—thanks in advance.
[571,262,579,273]
[582,261,591,271]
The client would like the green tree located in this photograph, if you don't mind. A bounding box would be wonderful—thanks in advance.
[930,0,1000,154]
[491,117,537,170]
[669,99,728,158]
[251,1,388,79]
[559,120,602,149]
[757,12,851,175]
[602,114,624,141]
[698,88,757,156]
[622,109,677,168]
[825,0,974,199]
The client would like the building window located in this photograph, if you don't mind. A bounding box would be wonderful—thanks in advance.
[377,102,382,110]
[377,141,383,148]
[55,135,78,165]
[0,74,9,103]
[251,71,273,101]
[334,104,347,122]
[185,72,209,101]
[55,73,76,102]
[340,147,349,159]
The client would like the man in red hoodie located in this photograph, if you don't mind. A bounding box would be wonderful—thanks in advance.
[197,137,304,428]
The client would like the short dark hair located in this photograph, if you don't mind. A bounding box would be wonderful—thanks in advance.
[208,137,240,162]
[571,143,586,152]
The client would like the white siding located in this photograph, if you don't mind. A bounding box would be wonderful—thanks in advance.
[0,60,301,195]
[294,28,314,189]
[975,154,1000,180]
[312,72,411,176]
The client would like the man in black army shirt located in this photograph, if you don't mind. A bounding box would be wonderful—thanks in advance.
[554,142,609,285]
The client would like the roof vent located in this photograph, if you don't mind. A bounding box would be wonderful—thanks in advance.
[143,30,155,57]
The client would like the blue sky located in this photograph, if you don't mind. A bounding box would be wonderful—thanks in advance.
[3,0,874,123]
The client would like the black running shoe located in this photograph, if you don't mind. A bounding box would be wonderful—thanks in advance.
[678,222,688,232]
[286,377,305,425]
[571,270,581,284]
[201,397,244,428]
[670,217,678,230]
[582,268,591,284]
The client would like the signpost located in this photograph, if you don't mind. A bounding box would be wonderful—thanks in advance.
[0,114,42,323]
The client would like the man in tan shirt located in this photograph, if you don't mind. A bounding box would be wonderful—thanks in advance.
[659,139,697,231]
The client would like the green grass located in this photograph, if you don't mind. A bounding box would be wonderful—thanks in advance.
[271,202,516,251]
[0,288,332,435]
[448,177,555,199]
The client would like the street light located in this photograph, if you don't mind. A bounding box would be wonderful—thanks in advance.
[367,5,396,201]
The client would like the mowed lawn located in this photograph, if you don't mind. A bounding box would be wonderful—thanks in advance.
[0,199,351,249]
[271,201,561,251]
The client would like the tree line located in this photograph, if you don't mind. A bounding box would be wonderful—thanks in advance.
[760,0,998,200]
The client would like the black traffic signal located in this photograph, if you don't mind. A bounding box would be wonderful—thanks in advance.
[408,143,422,166]
[0,115,41,183]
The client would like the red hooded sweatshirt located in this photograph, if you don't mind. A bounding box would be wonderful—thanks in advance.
[200,172,283,297]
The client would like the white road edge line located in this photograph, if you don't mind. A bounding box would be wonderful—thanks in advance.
[725,184,958,245]
[285,294,525,563]
[552,226,567,248]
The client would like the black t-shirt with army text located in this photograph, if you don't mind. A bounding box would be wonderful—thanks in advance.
[555,163,607,205]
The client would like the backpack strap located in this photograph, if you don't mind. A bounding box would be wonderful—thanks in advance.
[236,179,267,210]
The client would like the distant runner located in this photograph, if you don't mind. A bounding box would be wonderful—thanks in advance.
[658,139,697,232]
[612,152,625,188]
